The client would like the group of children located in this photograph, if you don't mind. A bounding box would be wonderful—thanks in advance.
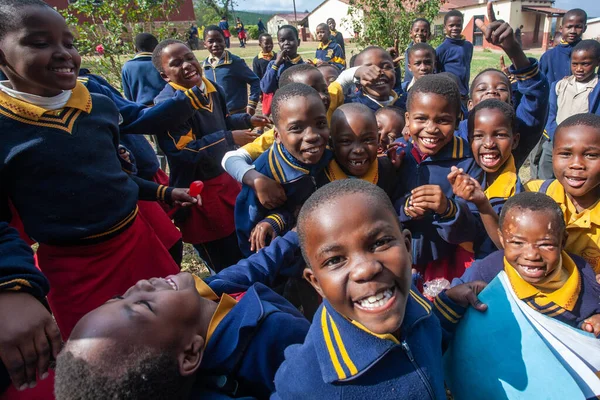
[1,0,599,399]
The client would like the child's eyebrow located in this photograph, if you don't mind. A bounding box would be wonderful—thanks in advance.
[317,243,343,257]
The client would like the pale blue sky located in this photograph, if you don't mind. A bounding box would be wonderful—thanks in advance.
[237,0,600,18]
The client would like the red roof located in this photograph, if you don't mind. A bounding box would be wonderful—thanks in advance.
[442,0,482,11]
[522,6,567,16]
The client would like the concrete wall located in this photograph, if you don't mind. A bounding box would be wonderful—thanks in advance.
[267,16,291,36]
[583,20,600,40]
[307,0,357,40]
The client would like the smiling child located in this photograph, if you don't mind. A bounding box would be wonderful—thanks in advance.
[404,18,432,84]
[375,105,407,150]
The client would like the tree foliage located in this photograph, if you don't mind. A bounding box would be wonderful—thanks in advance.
[62,0,185,89]
[346,0,443,54]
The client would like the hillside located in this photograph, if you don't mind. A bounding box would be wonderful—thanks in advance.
[231,10,274,25]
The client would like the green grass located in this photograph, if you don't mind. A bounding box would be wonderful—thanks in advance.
[470,50,539,84]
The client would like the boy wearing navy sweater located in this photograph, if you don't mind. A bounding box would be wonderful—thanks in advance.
[203,25,261,115]
[121,33,166,105]
[403,18,432,84]
[313,23,345,71]
[273,180,488,399]
[327,18,345,57]
[260,25,305,97]
[253,33,276,80]
[436,10,473,105]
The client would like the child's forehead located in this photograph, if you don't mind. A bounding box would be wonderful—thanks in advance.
[502,208,560,233]
[206,30,224,39]
[409,49,434,61]
[446,16,463,24]
[555,124,600,144]
[564,14,586,25]
[412,21,429,30]
[278,29,296,40]
[473,107,512,125]
[473,70,509,85]
[572,49,595,60]
[11,6,68,34]
[361,49,393,64]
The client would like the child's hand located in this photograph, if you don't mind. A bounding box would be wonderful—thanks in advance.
[596,273,600,284]
[275,49,288,66]
[170,188,200,207]
[250,115,271,127]
[448,167,486,207]
[246,106,256,116]
[249,221,277,252]
[233,130,261,146]
[499,55,510,76]
[581,315,600,337]
[355,65,382,88]
[405,203,428,219]
[387,38,399,59]
[253,175,287,209]
[410,185,449,215]
[0,292,62,391]
[475,2,517,52]
[387,143,405,170]
[444,281,488,311]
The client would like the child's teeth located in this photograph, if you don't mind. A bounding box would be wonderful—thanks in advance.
[357,289,393,309]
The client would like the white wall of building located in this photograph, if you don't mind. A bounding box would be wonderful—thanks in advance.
[267,16,291,36]
[583,19,600,40]
[307,0,357,39]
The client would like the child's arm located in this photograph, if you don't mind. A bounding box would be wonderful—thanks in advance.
[238,59,261,115]
[329,44,346,71]
[249,210,295,252]
[120,69,133,102]
[260,55,285,93]
[544,81,559,141]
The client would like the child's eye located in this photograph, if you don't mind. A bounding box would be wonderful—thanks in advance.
[323,256,344,268]
[317,120,328,128]
[371,237,394,251]
[557,151,571,157]
[135,300,153,312]
[364,137,376,144]
[585,153,600,159]
[31,42,49,48]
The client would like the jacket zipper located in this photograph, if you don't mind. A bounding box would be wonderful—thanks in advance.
[401,340,436,400]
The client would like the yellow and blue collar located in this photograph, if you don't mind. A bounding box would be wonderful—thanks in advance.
[324,158,379,184]
[133,52,153,59]
[318,40,332,50]
[169,76,216,95]
[193,275,237,344]
[484,155,518,200]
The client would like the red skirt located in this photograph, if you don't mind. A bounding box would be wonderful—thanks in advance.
[37,214,179,339]
[137,200,181,250]
[176,173,240,244]
[262,92,274,116]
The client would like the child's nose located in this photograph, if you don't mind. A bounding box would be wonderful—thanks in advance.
[349,258,382,282]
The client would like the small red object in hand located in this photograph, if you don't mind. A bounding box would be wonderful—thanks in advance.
[189,180,204,197]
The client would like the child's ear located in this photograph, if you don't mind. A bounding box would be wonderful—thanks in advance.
[467,99,474,111]
[402,228,413,263]
[497,228,506,249]
[404,111,410,125]
[562,230,568,248]
[178,334,204,377]
[160,71,171,83]
[303,267,325,298]
[512,132,520,150]
[0,49,6,66]
[274,127,282,144]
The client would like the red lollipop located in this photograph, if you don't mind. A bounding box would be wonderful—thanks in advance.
[189,180,204,197]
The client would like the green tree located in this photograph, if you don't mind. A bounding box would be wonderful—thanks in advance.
[62,0,184,90]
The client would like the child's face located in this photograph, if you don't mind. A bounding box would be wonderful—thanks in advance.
[315,26,330,43]
[303,193,412,336]
[327,19,336,31]
[469,70,511,109]
[278,29,299,57]
[204,30,226,58]
[499,209,564,285]
[0,6,81,97]
[410,21,431,43]
[331,111,379,177]
[571,49,598,83]
[319,65,340,85]
[259,36,274,53]
[376,110,405,149]
[274,95,329,165]
[470,108,518,174]
[159,43,203,89]
[291,69,331,111]
[408,49,435,80]
[407,92,457,156]
[118,147,132,164]
[560,14,586,44]
[360,49,396,100]
[553,124,600,208]
[445,16,463,39]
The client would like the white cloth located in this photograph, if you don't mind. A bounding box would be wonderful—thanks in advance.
[0,81,71,110]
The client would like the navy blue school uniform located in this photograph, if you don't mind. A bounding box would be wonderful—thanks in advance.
[346,87,406,112]
[203,51,261,114]
[121,52,167,105]
[452,250,600,329]
[393,136,482,265]
[455,59,549,168]
[235,142,332,257]
[260,56,305,94]
[403,44,413,83]
[314,40,346,70]
[330,29,345,57]
[272,287,467,400]
[252,51,276,80]
[436,36,474,98]
[539,40,579,84]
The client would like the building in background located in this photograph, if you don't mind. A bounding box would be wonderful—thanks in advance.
[306,0,361,42]
[583,17,600,40]
[266,12,310,39]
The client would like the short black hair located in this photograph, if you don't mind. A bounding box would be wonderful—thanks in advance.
[349,54,358,68]
[326,17,336,23]
[272,83,322,125]
[573,39,600,59]
[204,24,225,40]
[407,74,461,117]
[375,105,406,124]
[297,179,400,267]
[0,0,52,41]
[331,103,376,135]
[54,349,188,400]
[279,64,319,88]
[499,192,566,235]
[152,39,188,73]
[411,18,431,31]
[317,63,341,77]
[407,43,435,63]
[563,8,587,23]
[555,113,600,141]
[444,10,464,25]
[316,23,329,31]
[258,32,272,42]
[135,33,159,53]
[278,24,299,40]
[470,68,512,98]
[467,99,516,141]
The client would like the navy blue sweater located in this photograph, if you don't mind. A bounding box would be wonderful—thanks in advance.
[252,52,276,81]
[436,37,474,97]
[121,52,167,105]
[539,40,579,84]
[202,51,260,113]
[260,56,305,94]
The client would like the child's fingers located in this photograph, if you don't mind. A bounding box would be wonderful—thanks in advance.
[486,0,497,23]
[474,18,487,34]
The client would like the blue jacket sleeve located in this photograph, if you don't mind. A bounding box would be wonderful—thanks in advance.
[205,231,304,292]
[121,67,133,102]
[214,84,252,130]
[238,59,261,109]
[260,209,295,237]
[545,81,558,141]
[0,222,49,300]
[330,44,346,71]
[434,198,481,245]
[432,290,467,348]
[260,60,279,94]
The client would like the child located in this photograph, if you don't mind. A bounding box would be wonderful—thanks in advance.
[0,0,196,340]
[526,113,600,274]
[393,74,481,287]
[260,25,304,98]
[327,17,345,57]
[218,15,231,48]
[317,63,340,85]
[203,25,260,115]
[236,17,246,48]
[436,10,473,105]
[235,83,331,256]
[313,23,346,71]
[538,39,600,177]
[399,42,436,109]
[272,179,487,399]
[449,99,522,260]
[152,39,268,271]
[121,32,166,105]
[54,232,310,399]
[253,33,276,80]
[453,192,600,336]
[539,8,587,84]
[404,18,432,84]
[375,105,406,150]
